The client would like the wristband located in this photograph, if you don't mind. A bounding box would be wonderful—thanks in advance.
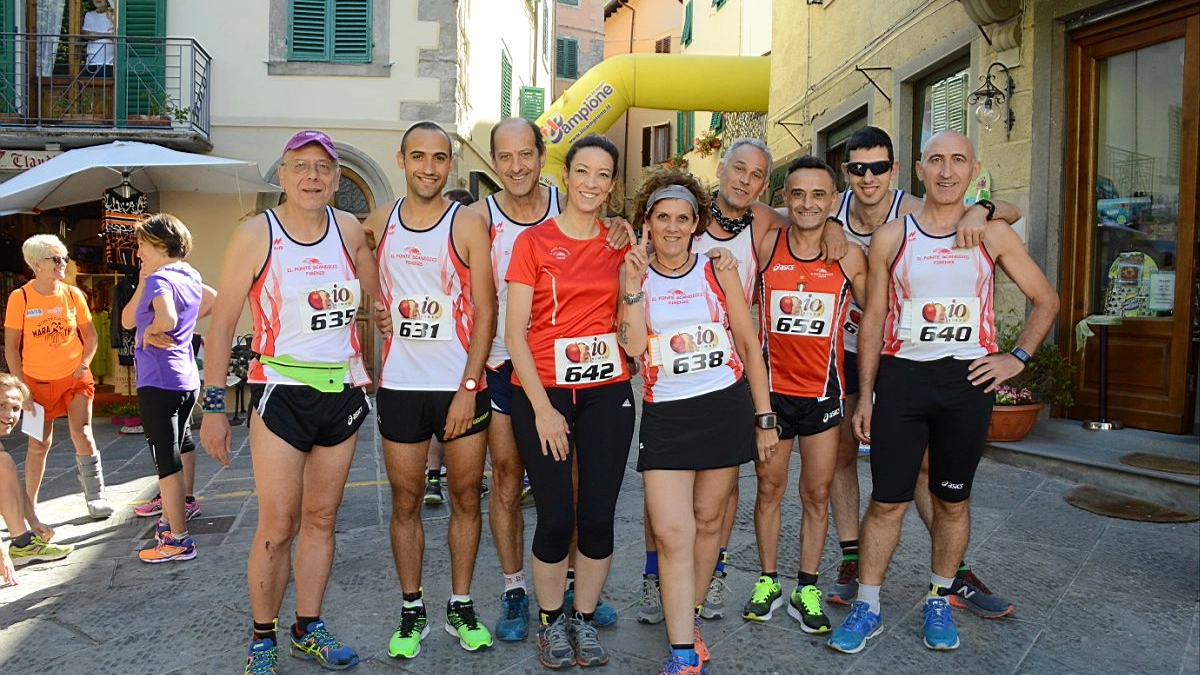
[1010,347,1031,364]
[201,385,226,413]
[974,199,996,220]
[622,291,645,305]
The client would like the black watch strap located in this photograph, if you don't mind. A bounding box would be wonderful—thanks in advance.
[975,198,996,220]
[1011,347,1031,364]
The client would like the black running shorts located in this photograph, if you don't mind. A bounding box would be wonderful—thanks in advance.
[249,383,370,452]
[376,388,491,444]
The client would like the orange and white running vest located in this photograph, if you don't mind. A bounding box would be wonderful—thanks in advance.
[883,215,997,361]
[248,207,363,385]
[835,188,905,354]
[486,186,561,368]
[640,254,743,403]
[377,200,475,391]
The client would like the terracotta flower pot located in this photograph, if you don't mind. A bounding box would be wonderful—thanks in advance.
[986,403,1043,442]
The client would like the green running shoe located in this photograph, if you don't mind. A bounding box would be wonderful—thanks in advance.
[388,604,429,659]
[741,575,784,621]
[787,584,831,634]
[9,534,73,567]
[445,599,494,651]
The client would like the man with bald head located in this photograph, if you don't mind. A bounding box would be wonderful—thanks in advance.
[829,131,1058,654]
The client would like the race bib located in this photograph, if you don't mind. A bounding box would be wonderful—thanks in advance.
[299,280,360,333]
[391,293,453,341]
[902,297,981,343]
[554,333,621,386]
[769,290,835,337]
[648,322,732,378]
[842,299,863,336]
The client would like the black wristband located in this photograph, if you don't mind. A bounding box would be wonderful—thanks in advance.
[1010,347,1031,364]
[975,199,996,220]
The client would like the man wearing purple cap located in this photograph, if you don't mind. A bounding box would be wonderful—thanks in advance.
[202,130,381,675]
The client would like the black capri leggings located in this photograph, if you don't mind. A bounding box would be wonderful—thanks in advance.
[512,380,635,564]
[137,386,198,480]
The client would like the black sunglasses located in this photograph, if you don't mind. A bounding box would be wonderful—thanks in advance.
[844,160,893,177]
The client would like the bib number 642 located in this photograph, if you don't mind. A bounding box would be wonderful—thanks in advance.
[564,362,615,383]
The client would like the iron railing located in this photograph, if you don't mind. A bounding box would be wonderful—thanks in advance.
[0,33,210,136]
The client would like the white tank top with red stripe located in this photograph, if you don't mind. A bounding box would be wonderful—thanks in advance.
[640,254,743,403]
[883,215,997,361]
[486,186,561,368]
[694,225,757,307]
[836,188,905,354]
[248,207,362,385]
[378,200,475,391]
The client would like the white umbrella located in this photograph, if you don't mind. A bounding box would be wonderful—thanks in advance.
[0,140,279,215]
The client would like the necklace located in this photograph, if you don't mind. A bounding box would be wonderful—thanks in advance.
[710,198,754,234]
[655,253,691,276]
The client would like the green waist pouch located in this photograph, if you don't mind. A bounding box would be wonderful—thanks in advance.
[257,355,347,393]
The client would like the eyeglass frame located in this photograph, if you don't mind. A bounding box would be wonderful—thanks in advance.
[843,160,894,177]
[283,158,339,176]
[43,255,69,265]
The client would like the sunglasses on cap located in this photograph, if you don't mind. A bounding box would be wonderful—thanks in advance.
[844,160,893,177]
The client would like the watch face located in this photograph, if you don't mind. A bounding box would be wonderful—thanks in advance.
[757,413,777,429]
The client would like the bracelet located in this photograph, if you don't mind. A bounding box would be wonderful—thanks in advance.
[622,291,645,305]
[201,385,226,413]
[974,198,996,220]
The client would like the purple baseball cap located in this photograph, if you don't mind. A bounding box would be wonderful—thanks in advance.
[282,130,339,160]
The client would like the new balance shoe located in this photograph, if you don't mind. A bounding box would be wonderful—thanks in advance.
[828,600,883,654]
[9,534,73,567]
[569,611,609,667]
[445,599,494,651]
[244,638,278,675]
[637,574,664,624]
[829,559,858,606]
[787,584,831,634]
[289,619,360,669]
[424,477,445,505]
[536,612,575,669]
[138,532,197,563]
[700,570,730,619]
[742,575,784,621]
[661,653,704,675]
[133,493,163,517]
[693,617,710,663]
[388,605,429,659]
[922,597,960,650]
[495,587,530,641]
[950,570,1015,618]
[564,587,618,627]
[184,497,201,520]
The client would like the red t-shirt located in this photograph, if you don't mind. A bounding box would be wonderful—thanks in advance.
[505,218,630,389]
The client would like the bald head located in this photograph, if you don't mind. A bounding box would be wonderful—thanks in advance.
[921,130,975,164]
[915,130,980,206]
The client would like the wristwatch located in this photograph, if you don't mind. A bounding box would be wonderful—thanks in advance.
[1010,347,1031,365]
[461,377,479,392]
[974,198,996,220]
[755,412,778,430]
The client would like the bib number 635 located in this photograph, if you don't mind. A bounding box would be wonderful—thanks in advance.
[311,308,356,331]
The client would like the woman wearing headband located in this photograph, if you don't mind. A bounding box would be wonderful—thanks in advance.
[617,170,775,675]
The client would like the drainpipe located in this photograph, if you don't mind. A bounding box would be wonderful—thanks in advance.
[620,0,636,204]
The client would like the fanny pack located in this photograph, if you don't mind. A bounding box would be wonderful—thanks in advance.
[257,355,347,393]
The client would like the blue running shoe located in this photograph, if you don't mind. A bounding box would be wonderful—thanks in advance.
[290,619,360,670]
[922,597,960,650]
[244,638,278,675]
[827,600,883,654]
[496,587,530,641]
[564,587,618,627]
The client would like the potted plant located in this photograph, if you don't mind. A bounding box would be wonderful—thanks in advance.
[664,153,689,171]
[694,129,723,158]
[105,402,141,426]
[127,89,172,126]
[53,90,105,125]
[170,102,192,128]
[987,318,1076,442]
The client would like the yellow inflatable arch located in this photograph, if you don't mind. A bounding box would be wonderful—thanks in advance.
[536,54,771,186]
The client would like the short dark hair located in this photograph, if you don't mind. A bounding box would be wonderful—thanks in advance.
[137,213,193,259]
[401,121,453,154]
[845,125,894,163]
[444,188,475,205]
[785,155,837,188]
[490,118,546,160]
[564,134,620,179]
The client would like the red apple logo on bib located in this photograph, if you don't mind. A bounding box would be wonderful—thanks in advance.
[779,295,800,315]
[669,332,696,353]
[921,302,946,323]
[397,299,418,319]
[565,342,591,363]
[308,290,331,310]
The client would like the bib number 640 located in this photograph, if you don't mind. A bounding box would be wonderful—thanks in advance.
[311,308,356,331]
[564,362,615,383]
[919,325,973,342]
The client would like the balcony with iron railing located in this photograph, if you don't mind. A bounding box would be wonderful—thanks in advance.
[0,33,212,151]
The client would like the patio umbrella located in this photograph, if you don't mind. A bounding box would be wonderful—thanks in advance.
[0,140,278,215]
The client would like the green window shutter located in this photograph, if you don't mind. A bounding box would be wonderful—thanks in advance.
[289,0,371,63]
[556,37,578,79]
[0,0,16,114]
[501,52,513,119]
[559,0,580,6]
[676,111,695,154]
[519,86,545,121]
[713,0,727,8]
[118,0,166,118]
[681,0,694,47]
[290,0,331,61]
[930,71,968,134]
[332,0,371,63]
[710,112,724,132]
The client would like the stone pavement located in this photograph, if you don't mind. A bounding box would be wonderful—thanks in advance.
[1,404,1198,675]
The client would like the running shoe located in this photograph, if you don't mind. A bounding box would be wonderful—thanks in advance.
[184,497,201,520]
[829,559,858,606]
[424,476,444,505]
[388,605,429,659]
[827,600,883,654]
[480,477,491,498]
[700,571,730,619]
[153,517,171,543]
[564,587,618,627]
[661,653,704,675]
[742,575,784,621]
[9,534,73,567]
[950,570,1015,618]
[244,638,278,675]
[636,574,664,624]
[568,611,608,667]
[520,474,533,501]
[922,597,960,650]
[693,616,710,663]
[445,599,494,651]
[495,587,530,641]
[138,532,197,564]
[787,584,831,634]
[289,619,360,669]
[536,612,575,669]
[133,493,163,517]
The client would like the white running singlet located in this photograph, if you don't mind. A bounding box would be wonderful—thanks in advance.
[883,215,997,361]
[836,188,904,354]
[248,207,362,385]
[486,186,561,368]
[377,200,475,391]
[694,225,757,307]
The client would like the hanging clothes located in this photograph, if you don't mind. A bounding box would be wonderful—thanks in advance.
[111,277,137,366]
[90,309,112,377]
[102,185,148,273]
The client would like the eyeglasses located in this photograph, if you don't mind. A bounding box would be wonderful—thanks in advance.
[44,256,69,265]
[844,160,893,177]
[285,159,337,176]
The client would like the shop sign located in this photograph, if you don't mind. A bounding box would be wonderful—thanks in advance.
[0,149,62,171]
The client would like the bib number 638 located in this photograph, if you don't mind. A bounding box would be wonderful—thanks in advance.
[671,351,725,375]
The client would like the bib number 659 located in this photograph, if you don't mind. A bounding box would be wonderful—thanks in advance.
[775,316,825,335]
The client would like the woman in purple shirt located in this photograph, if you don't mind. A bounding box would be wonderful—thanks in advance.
[121,213,215,563]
